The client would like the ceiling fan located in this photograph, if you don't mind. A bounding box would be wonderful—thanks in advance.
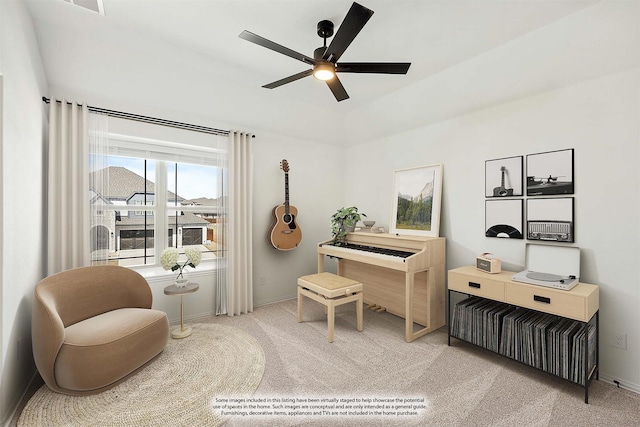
[239,2,411,102]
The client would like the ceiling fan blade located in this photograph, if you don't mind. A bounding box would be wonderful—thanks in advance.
[239,30,316,66]
[326,76,349,102]
[336,62,411,74]
[323,2,374,63]
[262,69,313,89]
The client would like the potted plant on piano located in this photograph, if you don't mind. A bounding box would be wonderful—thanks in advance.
[330,206,366,246]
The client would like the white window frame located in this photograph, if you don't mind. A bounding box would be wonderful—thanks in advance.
[91,132,226,274]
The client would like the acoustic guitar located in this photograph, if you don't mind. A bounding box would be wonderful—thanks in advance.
[493,166,514,197]
[269,159,302,250]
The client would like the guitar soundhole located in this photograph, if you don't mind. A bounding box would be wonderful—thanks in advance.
[282,214,298,229]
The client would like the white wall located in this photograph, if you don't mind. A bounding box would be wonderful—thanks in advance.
[343,68,640,391]
[0,1,49,423]
[251,130,345,306]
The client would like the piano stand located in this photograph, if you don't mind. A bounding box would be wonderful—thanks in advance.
[297,272,364,343]
[317,232,446,343]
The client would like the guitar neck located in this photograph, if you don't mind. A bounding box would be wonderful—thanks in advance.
[284,172,290,214]
[501,170,506,187]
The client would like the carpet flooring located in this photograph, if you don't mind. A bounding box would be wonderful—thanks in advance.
[212,299,639,427]
[13,298,640,426]
[16,324,264,427]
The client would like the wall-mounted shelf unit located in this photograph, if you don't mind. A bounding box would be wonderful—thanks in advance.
[447,266,599,403]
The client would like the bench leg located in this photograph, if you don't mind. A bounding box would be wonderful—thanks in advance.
[327,300,335,343]
[356,293,363,332]
[297,286,303,323]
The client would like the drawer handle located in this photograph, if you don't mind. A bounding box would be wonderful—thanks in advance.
[534,295,551,304]
[468,282,481,289]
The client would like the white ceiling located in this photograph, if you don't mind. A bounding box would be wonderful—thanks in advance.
[24,0,639,146]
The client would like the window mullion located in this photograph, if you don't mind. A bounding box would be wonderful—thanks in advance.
[155,161,168,255]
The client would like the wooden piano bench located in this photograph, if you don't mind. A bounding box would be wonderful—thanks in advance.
[297,272,364,343]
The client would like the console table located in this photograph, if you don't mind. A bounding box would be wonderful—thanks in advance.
[447,266,599,403]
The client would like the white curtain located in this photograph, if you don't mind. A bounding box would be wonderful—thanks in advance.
[226,131,254,316]
[215,141,229,316]
[88,112,110,265]
[47,99,91,274]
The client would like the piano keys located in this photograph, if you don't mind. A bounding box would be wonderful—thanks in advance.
[317,232,446,342]
[322,243,415,259]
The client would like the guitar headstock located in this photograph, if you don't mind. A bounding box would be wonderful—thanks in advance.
[500,166,506,172]
[280,159,290,173]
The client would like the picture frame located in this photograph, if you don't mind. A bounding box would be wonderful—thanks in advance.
[526,197,575,243]
[485,156,523,197]
[526,149,574,196]
[485,199,524,239]
[390,164,443,237]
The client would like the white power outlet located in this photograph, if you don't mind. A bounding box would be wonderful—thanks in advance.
[613,333,627,350]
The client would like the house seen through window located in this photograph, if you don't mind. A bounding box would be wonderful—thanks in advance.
[89,153,226,268]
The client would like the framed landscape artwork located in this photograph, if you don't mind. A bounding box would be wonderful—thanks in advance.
[390,164,443,237]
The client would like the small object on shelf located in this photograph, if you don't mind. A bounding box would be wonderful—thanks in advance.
[475,252,501,273]
[354,226,385,233]
[362,220,376,228]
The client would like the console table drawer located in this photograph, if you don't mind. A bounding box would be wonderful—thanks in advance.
[448,271,504,300]
[505,285,586,321]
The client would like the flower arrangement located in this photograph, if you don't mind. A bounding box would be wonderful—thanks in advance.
[160,247,202,286]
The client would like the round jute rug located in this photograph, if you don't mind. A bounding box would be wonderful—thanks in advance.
[18,323,265,427]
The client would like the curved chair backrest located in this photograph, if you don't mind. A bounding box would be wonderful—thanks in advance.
[32,265,152,392]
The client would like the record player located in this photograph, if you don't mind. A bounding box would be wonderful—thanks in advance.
[512,243,580,290]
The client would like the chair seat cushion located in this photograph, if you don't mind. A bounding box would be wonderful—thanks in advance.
[55,308,168,392]
[298,272,362,298]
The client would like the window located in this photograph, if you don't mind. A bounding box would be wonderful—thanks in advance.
[89,122,227,269]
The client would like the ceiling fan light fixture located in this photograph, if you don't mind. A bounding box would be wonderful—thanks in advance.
[239,2,409,101]
[313,62,335,81]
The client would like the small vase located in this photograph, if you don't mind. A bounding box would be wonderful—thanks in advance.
[174,269,189,288]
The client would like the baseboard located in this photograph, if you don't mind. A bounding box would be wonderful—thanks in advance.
[254,294,297,307]
[4,369,39,427]
[165,295,297,324]
[599,372,640,395]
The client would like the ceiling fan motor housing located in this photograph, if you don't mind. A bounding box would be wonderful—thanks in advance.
[314,46,327,61]
[317,20,334,39]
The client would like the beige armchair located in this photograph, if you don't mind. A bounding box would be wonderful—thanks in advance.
[33,265,169,395]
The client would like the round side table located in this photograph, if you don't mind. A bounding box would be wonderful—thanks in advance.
[164,283,199,339]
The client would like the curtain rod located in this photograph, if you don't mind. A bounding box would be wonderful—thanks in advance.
[42,97,254,138]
